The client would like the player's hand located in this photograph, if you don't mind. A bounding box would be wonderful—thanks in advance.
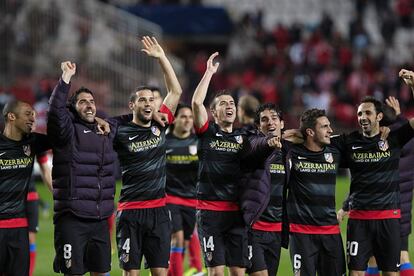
[61,61,76,83]
[282,129,304,144]
[268,136,282,149]
[385,96,401,116]
[141,36,165,59]
[153,111,167,127]
[399,69,414,88]
[206,52,220,74]
[337,208,349,223]
[95,117,110,135]
[379,126,390,141]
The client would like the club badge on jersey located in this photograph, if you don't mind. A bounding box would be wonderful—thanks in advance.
[189,145,197,155]
[324,153,333,163]
[23,145,31,156]
[235,135,243,144]
[151,126,161,137]
[378,140,389,151]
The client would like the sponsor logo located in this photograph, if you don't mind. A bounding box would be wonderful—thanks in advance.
[352,151,391,162]
[324,153,333,163]
[215,133,223,137]
[378,140,389,151]
[0,152,5,157]
[294,161,336,172]
[166,149,174,154]
[297,156,307,160]
[83,129,92,133]
[397,263,401,268]
[128,135,139,141]
[209,140,243,152]
[65,259,72,269]
[22,145,31,156]
[128,137,161,152]
[151,126,161,136]
[351,146,363,150]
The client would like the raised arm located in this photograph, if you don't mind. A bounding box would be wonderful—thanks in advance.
[37,154,53,193]
[47,62,76,144]
[399,69,414,129]
[191,52,219,129]
[141,36,182,115]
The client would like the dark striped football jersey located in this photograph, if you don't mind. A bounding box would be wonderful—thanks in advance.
[114,121,168,203]
[286,140,344,234]
[165,133,198,200]
[0,133,50,222]
[195,122,245,205]
[343,122,414,219]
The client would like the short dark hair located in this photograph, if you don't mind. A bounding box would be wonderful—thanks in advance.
[359,96,383,115]
[209,90,233,110]
[129,86,154,102]
[300,108,326,138]
[239,95,260,119]
[69,87,94,108]
[2,100,27,122]
[174,103,192,117]
[254,103,283,125]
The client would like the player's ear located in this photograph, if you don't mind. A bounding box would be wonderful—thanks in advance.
[7,112,16,121]
[377,112,384,122]
[128,101,134,111]
[306,128,314,137]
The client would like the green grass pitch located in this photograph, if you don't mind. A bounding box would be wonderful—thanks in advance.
[34,177,414,275]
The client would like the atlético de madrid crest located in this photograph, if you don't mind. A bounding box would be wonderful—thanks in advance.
[189,145,197,155]
[235,135,243,144]
[324,153,333,163]
[151,126,161,136]
[378,140,389,151]
[23,145,31,156]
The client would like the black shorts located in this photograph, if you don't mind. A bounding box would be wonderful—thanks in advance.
[0,227,29,276]
[401,235,409,251]
[347,218,400,272]
[167,204,196,240]
[247,229,281,275]
[116,207,171,270]
[53,213,111,275]
[289,233,345,276]
[196,209,249,268]
[26,199,39,233]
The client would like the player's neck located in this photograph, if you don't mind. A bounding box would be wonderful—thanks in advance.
[362,129,379,138]
[3,124,24,141]
[132,116,151,128]
[304,139,323,152]
[217,121,233,133]
[172,128,191,139]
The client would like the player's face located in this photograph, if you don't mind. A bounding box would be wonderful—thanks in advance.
[75,92,96,123]
[212,95,236,125]
[313,116,333,146]
[153,90,163,111]
[357,102,382,136]
[174,107,193,133]
[130,89,154,124]
[258,109,284,137]
[14,103,35,134]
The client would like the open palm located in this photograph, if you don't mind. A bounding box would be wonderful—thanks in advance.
[141,36,165,58]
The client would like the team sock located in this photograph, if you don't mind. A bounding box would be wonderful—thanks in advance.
[168,247,184,276]
[29,243,36,276]
[365,266,380,276]
[400,263,414,276]
[189,231,203,272]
